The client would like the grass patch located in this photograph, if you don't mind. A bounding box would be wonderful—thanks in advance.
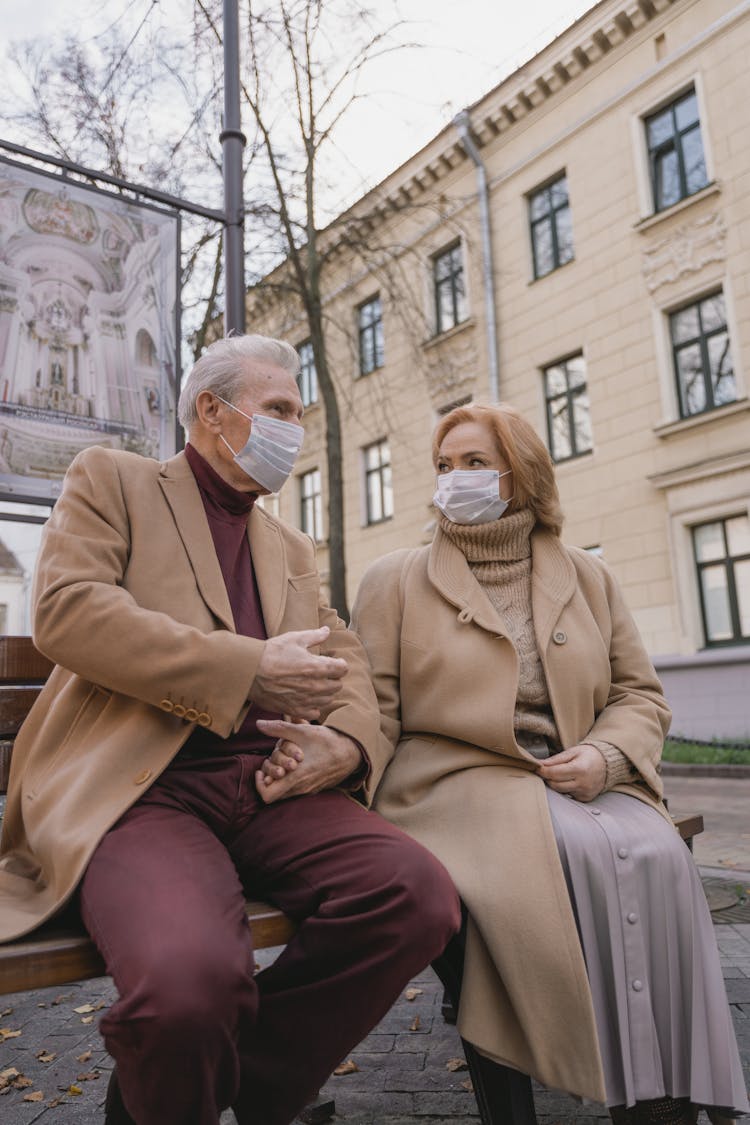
[663,739,750,765]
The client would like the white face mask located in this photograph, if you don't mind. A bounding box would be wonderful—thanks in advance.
[433,468,513,525]
[217,398,304,493]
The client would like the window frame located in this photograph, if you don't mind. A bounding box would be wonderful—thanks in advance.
[542,352,593,464]
[644,86,709,214]
[296,339,318,408]
[362,438,393,526]
[432,242,467,336]
[528,173,574,280]
[357,295,384,377]
[669,289,735,419]
[692,515,750,648]
[298,467,323,543]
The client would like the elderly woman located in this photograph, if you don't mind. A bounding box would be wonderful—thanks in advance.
[348,404,747,1125]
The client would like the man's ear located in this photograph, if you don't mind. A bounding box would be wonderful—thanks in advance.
[195,390,223,432]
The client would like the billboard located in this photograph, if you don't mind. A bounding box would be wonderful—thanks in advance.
[0,157,180,502]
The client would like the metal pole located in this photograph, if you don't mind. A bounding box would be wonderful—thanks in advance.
[453,110,500,403]
[221,0,246,335]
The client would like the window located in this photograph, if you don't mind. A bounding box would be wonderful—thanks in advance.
[299,468,323,542]
[363,439,393,525]
[529,174,574,279]
[670,291,735,418]
[297,340,318,407]
[645,88,708,212]
[433,243,467,335]
[358,296,384,375]
[543,354,593,462]
[693,515,750,646]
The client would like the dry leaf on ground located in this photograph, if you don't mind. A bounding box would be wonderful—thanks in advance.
[333,1060,359,1076]
[404,987,423,1001]
[66,1084,83,1096]
[409,1015,421,1031]
[81,1016,95,1025]
[36,1051,56,1064]
[77,1071,100,1082]
[0,1008,11,1018]
[76,1050,92,1063]
[73,1004,96,1014]
[461,1078,474,1092]
[23,1091,44,1102]
[446,1057,468,1072]
[0,1028,21,1041]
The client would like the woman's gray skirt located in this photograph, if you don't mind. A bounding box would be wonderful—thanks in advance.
[546,788,748,1113]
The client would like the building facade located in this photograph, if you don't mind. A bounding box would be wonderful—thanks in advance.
[247,0,750,740]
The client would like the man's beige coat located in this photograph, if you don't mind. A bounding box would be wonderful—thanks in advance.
[0,446,382,943]
[350,525,673,1103]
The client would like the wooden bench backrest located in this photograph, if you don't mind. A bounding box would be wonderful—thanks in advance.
[0,636,54,794]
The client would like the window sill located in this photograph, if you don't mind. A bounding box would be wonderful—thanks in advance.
[527,256,576,286]
[363,515,393,529]
[355,364,385,380]
[551,448,594,467]
[423,318,475,351]
[653,397,749,439]
[633,182,721,233]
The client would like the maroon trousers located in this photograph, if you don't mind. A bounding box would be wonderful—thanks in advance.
[80,753,460,1125]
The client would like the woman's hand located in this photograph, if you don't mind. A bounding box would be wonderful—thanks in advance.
[537,744,606,803]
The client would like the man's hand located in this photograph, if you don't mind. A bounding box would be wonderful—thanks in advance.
[248,627,347,720]
[537,744,606,803]
[254,720,362,804]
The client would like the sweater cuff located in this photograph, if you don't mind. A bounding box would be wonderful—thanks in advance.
[584,740,636,790]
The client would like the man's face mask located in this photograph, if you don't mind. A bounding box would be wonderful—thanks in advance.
[433,468,513,525]
[217,397,304,494]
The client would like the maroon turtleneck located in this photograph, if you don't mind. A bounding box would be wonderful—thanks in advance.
[181,443,281,756]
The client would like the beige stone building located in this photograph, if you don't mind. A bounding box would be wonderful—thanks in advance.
[247,0,750,741]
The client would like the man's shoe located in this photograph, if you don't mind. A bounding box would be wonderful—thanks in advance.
[105,1068,137,1125]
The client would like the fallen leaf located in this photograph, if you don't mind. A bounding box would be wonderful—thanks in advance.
[0,1028,21,1041]
[0,1008,11,1018]
[74,1004,96,1014]
[24,1091,44,1102]
[333,1060,359,1076]
[409,1015,421,1031]
[48,1097,65,1107]
[81,1016,95,1025]
[67,1084,83,1096]
[461,1078,474,1093]
[37,1003,47,1009]
[0,1088,11,1096]
[36,1051,57,1064]
[13,1076,33,1089]
[446,1057,468,1072]
[51,994,70,1006]
[77,1071,100,1082]
[76,1050,92,1063]
[0,1068,20,1081]
[404,987,423,1001]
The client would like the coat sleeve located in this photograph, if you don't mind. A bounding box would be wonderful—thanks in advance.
[575,551,671,799]
[350,549,414,799]
[32,447,266,739]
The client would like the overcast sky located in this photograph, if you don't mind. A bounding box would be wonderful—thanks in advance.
[2,0,596,204]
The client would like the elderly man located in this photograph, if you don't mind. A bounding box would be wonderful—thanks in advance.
[0,335,460,1125]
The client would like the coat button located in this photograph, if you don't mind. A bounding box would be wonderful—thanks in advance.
[134,769,152,785]
[185,708,199,722]
[160,699,174,713]
[590,808,601,816]
[627,912,638,924]
[552,630,567,645]
[197,712,211,727]
[172,704,186,718]
[618,847,629,859]
[632,979,643,992]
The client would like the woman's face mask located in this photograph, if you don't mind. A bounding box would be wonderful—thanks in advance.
[433,468,513,525]
[217,397,304,494]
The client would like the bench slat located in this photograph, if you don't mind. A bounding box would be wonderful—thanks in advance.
[0,902,297,997]
[0,637,54,682]
[0,685,43,737]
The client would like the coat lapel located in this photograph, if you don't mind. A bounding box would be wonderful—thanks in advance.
[428,528,508,635]
[530,530,577,654]
[248,506,288,636]
[157,453,235,632]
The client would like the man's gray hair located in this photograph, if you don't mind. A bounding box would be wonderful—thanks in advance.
[177,334,301,429]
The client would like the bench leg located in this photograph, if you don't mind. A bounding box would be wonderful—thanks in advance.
[432,921,537,1125]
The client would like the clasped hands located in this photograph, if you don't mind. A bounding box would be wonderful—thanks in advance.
[537,743,606,803]
[248,625,362,803]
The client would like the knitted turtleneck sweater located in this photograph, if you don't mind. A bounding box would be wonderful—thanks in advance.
[439,509,635,789]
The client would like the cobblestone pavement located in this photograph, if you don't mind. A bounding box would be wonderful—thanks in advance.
[1,907,748,1124]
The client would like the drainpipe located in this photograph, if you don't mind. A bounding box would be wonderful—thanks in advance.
[452,109,500,403]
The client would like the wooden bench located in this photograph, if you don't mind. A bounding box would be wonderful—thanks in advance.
[0,635,705,1125]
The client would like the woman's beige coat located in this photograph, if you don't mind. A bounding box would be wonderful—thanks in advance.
[0,446,381,944]
[351,524,673,1102]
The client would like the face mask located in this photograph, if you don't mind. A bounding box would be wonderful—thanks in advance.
[217,398,304,493]
[433,468,513,525]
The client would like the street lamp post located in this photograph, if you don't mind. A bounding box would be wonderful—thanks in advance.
[221,0,246,335]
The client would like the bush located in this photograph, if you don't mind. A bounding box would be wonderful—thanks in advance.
[662,739,750,765]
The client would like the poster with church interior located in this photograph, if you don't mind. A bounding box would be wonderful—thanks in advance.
[0,158,180,502]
